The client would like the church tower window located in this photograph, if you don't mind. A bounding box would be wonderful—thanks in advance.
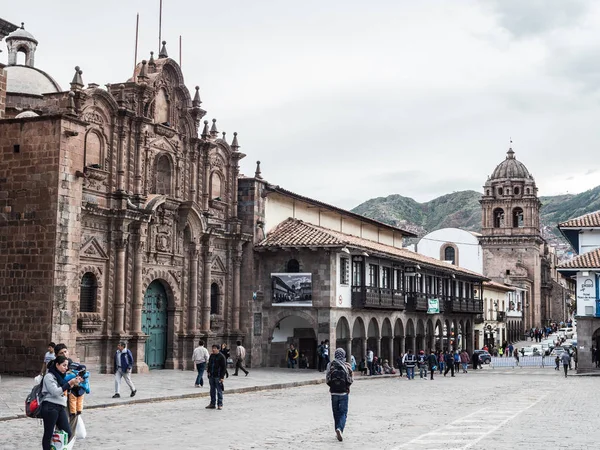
[156,155,172,195]
[493,208,505,228]
[444,246,456,265]
[513,207,524,228]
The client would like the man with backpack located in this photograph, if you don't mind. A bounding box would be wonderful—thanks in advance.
[326,348,353,442]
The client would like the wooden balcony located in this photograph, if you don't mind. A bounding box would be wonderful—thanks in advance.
[444,298,483,314]
[351,286,405,310]
[406,292,429,312]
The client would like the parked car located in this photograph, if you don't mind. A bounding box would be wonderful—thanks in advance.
[558,328,575,339]
[522,346,544,357]
[551,346,566,356]
[474,350,492,364]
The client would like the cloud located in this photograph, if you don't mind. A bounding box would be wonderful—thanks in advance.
[487,0,590,37]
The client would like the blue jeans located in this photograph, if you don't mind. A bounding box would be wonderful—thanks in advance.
[331,394,349,432]
[195,362,206,386]
[406,367,415,379]
[208,376,223,407]
[419,366,427,378]
[287,358,297,368]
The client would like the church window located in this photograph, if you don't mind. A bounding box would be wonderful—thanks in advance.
[444,246,456,265]
[526,188,530,194]
[497,188,503,195]
[155,88,170,125]
[493,208,505,228]
[84,131,102,168]
[210,172,222,199]
[514,186,520,195]
[156,155,172,195]
[486,190,490,196]
[287,259,300,273]
[513,207,524,228]
[80,273,98,313]
[210,283,220,314]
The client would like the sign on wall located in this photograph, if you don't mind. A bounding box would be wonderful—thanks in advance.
[271,273,312,306]
[427,298,440,314]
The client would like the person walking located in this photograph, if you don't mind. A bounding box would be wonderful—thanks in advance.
[113,342,136,398]
[417,350,428,379]
[472,350,479,370]
[453,350,460,373]
[317,341,325,372]
[192,340,210,387]
[438,351,445,374]
[40,355,82,450]
[206,344,227,410]
[233,340,249,376]
[560,350,571,378]
[41,342,55,375]
[366,348,374,376]
[396,353,404,377]
[403,350,416,380]
[428,350,437,380]
[444,350,455,377]
[287,344,299,369]
[220,343,231,378]
[460,350,469,373]
[323,340,331,367]
[513,348,520,366]
[325,348,353,442]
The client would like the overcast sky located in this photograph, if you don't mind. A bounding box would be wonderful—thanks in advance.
[4,1,600,208]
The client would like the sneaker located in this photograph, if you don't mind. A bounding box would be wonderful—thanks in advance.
[245,372,249,377]
[195,384,200,388]
[112,393,120,398]
[205,404,216,409]
[130,390,137,397]
[336,429,343,442]
[217,406,223,410]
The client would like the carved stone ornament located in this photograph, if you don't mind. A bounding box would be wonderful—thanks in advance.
[82,111,103,125]
[77,312,105,334]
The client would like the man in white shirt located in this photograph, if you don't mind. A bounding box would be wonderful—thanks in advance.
[366,349,374,376]
[233,340,249,376]
[192,340,210,387]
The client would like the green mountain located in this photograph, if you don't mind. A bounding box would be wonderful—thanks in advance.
[352,186,600,239]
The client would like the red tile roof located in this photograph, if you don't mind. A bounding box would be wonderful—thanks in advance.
[483,281,515,292]
[558,247,600,269]
[558,210,600,228]
[258,218,487,280]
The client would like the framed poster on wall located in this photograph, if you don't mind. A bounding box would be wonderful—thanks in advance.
[271,273,312,306]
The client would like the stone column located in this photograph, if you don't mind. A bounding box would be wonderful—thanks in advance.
[131,229,146,334]
[188,244,199,333]
[190,151,197,204]
[362,338,367,361]
[117,125,127,192]
[346,339,352,363]
[376,337,381,358]
[232,247,242,332]
[202,152,210,210]
[389,337,394,362]
[201,242,212,332]
[114,234,128,335]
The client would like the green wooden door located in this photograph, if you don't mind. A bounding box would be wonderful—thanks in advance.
[142,280,168,369]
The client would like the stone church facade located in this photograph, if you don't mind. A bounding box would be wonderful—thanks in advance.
[0,24,248,374]
[479,147,565,331]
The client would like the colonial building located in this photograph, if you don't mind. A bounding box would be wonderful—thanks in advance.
[238,168,487,368]
[479,146,569,331]
[0,24,247,374]
[557,210,600,372]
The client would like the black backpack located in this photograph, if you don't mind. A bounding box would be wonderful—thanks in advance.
[327,361,349,394]
[25,376,45,419]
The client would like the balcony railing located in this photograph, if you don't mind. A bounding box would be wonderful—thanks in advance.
[444,297,483,314]
[351,286,405,310]
[406,292,429,312]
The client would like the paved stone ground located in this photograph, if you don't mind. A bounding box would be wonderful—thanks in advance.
[0,366,594,449]
[0,368,325,420]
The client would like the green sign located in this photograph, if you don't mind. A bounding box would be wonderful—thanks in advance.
[427,298,440,314]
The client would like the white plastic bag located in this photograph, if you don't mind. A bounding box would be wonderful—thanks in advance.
[34,374,43,384]
[76,416,87,439]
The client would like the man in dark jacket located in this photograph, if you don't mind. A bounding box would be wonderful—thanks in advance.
[427,350,437,380]
[444,350,455,377]
[206,344,227,410]
[113,342,136,399]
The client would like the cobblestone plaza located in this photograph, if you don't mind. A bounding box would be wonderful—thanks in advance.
[0,368,592,449]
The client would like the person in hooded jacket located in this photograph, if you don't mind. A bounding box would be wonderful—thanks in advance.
[325,348,353,442]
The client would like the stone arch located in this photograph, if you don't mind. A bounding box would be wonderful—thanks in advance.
[416,319,426,352]
[512,207,524,228]
[367,317,380,356]
[441,243,458,265]
[336,316,351,362]
[493,208,505,228]
[84,128,104,168]
[270,311,318,368]
[381,318,393,362]
[406,318,415,353]
[270,309,318,340]
[426,319,435,352]
[394,318,405,358]
[351,316,366,360]
[142,269,180,307]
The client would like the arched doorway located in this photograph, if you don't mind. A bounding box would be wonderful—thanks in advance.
[352,317,366,360]
[435,319,443,351]
[367,318,380,357]
[210,283,220,314]
[406,319,415,353]
[426,319,434,352]
[142,280,168,369]
[381,319,393,362]
[416,319,425,352]
[394,319,405,359]
[272,315,317,368]
[336,317,351,362]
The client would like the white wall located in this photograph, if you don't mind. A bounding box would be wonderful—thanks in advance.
[416,228,483,274]
[579,231,600,255]
[576,272,597,317]
[335,253,352,308]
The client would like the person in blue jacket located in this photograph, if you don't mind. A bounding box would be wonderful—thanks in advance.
[112,342,137,399]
